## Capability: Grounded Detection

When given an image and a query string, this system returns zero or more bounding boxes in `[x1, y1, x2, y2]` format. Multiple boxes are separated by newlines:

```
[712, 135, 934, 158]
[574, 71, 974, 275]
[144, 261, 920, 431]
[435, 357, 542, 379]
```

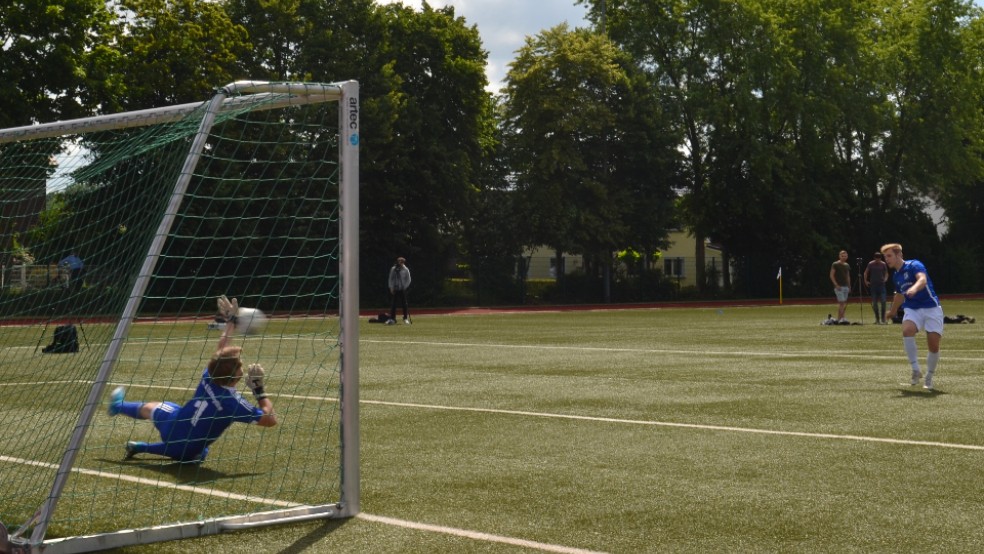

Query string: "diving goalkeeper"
[107, 295, 277, 463]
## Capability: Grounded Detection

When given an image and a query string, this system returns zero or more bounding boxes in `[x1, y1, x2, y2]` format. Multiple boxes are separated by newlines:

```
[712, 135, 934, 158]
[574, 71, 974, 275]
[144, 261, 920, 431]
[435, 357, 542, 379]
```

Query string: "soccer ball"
[235, 307, 268, 335]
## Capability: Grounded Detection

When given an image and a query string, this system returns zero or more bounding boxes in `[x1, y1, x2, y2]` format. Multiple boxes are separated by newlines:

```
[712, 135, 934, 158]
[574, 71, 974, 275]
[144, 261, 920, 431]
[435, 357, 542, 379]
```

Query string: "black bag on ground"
[368, 312, 394, 324]
[43, 325, 79, 353]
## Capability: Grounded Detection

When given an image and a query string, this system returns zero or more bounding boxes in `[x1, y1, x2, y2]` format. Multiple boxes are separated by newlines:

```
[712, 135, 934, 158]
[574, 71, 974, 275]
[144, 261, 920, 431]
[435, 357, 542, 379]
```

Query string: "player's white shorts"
[834, 286, 850, 302]
[903, 306, 944, 335]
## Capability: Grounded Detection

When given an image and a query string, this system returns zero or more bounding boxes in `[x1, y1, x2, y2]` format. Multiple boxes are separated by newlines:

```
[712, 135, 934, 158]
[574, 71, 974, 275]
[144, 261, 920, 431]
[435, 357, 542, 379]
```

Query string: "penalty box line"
[3, 380, 984, 452]
[364, 399, 984, 452]
[363, 338, 984, 362]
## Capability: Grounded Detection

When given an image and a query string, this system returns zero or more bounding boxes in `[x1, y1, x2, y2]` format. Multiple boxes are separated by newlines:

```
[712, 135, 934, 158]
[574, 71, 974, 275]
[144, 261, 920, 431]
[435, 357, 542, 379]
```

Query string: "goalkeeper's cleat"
[124, 441, 146, 460]
[910, 370, 922, 386]
[108, 387, 126, 416]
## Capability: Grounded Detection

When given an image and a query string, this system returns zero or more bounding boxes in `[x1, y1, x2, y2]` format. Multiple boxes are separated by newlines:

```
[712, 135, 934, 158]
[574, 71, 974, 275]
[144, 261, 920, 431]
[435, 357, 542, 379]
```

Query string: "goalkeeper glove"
[217, 295, 240, 323]
[246, 363, 267, 400]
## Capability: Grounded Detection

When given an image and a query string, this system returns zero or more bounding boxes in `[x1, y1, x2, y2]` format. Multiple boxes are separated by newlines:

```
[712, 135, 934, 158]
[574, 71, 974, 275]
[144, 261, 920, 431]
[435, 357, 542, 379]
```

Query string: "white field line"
[361, 338, 984, 361]
[6, 335, 984, 360]
[0, 455, 607, 554]
[359, 399, 984, 451]
[4, 376, 984, 453]
[355, 513, 608, 554]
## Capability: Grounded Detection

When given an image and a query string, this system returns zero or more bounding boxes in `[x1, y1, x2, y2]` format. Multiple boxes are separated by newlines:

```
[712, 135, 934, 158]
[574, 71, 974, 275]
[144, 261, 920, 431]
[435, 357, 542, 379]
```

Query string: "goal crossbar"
[0, 81, 343, 145]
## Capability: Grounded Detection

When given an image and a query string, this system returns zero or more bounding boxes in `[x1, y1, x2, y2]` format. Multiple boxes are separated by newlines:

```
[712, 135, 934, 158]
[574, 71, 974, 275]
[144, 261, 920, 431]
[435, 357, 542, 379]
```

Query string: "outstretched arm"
[256, 397, 277, 427]
[216, 295, 239, 351]
[246, 363, 277, 427]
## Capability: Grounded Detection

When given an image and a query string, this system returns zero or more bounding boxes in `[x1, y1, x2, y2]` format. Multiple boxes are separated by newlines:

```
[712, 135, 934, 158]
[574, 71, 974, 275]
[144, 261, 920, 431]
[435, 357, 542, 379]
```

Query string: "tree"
[582, 0, 734, 292]
[226, 1, 492, 304]
[0, 0, 119, 263]
[585, 0, 982, 296]
[114, 0, 252, 110]
[0, 0, 119, 127]
[356, 3, 490, 303]
[502, 24, 678, 300]
[459, 95, 528, 304]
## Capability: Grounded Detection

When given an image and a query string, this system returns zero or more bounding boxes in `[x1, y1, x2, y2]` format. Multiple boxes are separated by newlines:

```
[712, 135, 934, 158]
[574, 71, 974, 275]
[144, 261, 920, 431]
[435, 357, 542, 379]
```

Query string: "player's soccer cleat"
[404, 318, 411, 325]
[910, 370, 922, 386]
[124, 441, 146, 460]
[924, 373, 934, 390]
[108, 387, 125, 416]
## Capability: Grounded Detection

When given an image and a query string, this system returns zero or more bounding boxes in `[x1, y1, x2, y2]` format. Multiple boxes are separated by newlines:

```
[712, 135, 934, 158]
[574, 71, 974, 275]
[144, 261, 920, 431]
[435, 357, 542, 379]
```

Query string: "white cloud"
[375, 0, 590, 93]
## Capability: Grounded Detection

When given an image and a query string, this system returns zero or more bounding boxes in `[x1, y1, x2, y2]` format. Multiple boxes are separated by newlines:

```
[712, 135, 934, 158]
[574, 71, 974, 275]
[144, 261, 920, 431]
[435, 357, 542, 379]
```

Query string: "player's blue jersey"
[158, 369, 263, 459]
[893, 259, 940, 310]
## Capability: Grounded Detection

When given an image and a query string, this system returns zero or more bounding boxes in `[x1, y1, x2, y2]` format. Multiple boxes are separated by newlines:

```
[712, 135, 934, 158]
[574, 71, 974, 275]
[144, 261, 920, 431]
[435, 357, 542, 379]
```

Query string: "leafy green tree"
[459, 96, 528, 304]
[0, 0, 119, 127]
[581, 0, 734, 292]
[0, 0, 119, 262]
[114, 0, 252, 109]
[585, 0, 982, 296]
[502, 24, 678, 300]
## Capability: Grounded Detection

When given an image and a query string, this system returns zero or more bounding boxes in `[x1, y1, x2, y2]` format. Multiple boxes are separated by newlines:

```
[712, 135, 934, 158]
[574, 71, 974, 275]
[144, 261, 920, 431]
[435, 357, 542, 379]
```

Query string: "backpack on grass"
[42, 325, 79, 353]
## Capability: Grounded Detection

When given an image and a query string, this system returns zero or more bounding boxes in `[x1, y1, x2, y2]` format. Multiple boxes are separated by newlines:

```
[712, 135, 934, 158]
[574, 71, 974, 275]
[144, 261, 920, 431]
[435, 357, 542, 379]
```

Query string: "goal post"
[0, 80, 359, 553]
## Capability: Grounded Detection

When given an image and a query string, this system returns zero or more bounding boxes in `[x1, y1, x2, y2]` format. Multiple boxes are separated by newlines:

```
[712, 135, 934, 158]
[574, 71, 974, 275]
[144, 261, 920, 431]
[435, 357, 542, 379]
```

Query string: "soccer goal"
[0, 81, 359, 553]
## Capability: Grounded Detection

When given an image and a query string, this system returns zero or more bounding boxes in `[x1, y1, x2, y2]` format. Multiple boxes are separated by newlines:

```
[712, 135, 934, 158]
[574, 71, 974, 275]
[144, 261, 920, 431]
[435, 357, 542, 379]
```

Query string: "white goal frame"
[0, 80, 360, 554]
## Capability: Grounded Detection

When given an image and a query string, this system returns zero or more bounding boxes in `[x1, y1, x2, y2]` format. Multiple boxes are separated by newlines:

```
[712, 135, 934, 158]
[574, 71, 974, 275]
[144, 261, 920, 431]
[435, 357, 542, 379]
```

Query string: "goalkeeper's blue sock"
[120, 402, 143, 419]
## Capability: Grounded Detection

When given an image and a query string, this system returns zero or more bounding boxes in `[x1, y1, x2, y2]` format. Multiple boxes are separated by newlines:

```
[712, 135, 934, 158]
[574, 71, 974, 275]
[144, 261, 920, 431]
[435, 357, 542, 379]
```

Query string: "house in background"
[522, 230, 724, 289]
[657, 230, 724, 289]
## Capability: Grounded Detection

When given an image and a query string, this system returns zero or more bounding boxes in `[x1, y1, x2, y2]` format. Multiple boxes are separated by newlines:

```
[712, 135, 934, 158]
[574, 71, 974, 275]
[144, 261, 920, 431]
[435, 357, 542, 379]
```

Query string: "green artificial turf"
[5, 300, 984, 552]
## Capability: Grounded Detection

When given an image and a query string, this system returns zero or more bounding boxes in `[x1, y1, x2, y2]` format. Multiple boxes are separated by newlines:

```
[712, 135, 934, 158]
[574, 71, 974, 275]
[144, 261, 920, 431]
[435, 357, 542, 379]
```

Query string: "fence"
[1, 263, 71, 291]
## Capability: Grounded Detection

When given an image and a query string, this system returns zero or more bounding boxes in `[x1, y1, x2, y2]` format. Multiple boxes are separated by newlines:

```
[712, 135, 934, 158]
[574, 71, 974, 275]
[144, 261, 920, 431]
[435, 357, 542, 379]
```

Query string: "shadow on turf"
[98, 457, 263, 484]
[896, 387, 945, 398]
[273, 518, 350, 554]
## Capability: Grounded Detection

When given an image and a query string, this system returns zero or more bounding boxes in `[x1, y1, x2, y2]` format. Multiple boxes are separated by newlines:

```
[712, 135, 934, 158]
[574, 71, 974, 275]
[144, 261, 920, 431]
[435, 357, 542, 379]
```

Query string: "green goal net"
[0, 81, 360, 553]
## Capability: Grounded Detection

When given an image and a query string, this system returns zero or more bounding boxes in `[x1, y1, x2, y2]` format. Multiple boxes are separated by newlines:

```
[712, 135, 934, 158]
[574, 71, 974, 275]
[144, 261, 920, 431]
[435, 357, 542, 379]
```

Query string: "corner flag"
[777, 267, 783, 304]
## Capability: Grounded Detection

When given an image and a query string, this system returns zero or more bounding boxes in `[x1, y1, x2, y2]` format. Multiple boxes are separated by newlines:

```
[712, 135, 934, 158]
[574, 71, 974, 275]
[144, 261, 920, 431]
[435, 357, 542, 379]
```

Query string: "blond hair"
[208, 346, 242, 386]
[880, 243, 902, 256]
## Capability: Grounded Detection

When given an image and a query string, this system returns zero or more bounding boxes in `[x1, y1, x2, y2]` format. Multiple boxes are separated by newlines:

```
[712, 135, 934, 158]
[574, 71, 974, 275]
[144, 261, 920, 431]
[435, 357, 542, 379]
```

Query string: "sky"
[376, 0, 591, 93]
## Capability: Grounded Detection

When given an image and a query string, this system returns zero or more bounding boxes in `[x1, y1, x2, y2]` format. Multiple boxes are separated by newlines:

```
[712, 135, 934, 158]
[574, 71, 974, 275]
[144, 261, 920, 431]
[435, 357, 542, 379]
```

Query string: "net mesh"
[0, 88, 344, 540]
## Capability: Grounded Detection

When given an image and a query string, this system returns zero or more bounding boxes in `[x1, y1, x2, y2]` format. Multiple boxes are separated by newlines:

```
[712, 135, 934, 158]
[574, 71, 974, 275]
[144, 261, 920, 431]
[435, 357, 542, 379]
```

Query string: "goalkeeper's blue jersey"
[161, 369, 264, 458]
[893, 259, 940, 310]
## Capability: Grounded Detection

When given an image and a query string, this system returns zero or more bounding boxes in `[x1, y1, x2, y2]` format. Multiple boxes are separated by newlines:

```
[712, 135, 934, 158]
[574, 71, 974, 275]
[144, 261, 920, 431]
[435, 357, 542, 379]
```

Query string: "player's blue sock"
[120, 402, 143, 419]
[143, 442, 168, 456]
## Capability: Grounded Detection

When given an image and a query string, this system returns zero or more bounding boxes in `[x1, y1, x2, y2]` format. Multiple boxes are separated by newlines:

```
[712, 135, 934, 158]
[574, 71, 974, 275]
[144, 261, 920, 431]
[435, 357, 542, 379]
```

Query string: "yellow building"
[657, 230, 724, 289]
[523, 230, 723, 289]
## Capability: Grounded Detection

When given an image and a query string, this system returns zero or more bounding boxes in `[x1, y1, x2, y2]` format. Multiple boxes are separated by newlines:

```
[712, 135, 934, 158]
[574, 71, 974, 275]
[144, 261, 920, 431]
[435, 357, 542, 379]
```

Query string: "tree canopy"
[5, 0, 984, 301]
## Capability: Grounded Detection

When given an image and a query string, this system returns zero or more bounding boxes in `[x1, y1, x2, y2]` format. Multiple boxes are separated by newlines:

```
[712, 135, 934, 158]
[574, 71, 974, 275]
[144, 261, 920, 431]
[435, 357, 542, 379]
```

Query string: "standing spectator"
[59, 252, 84, 291]
[388, 256, 412, 324]
[863, 251, 889, 324]
[829, 250, 851, 323]
[882, 243, 944, 390]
